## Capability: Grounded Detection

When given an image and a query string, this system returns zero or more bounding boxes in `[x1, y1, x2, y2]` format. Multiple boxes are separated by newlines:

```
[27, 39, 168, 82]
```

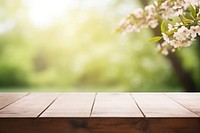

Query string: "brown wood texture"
[0, 118, 199, 133]
[131, 93, 199, 117]
[165, 93, 200, 116]
[0, 93, 28, 109]
[0, 93, 200, 133]
[91, 93, 143, 117]
[0, 93, 59, 117]
[41, 93, 96, 117]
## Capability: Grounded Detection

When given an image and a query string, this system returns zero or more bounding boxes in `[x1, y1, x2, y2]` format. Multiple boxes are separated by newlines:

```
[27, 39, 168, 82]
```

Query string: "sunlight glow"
[23, 0, 77, 27]
[23, 0, 110, 27]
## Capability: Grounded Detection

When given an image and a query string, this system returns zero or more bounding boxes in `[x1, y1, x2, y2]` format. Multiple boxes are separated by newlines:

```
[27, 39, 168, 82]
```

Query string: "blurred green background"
[0, 0, 199, 92]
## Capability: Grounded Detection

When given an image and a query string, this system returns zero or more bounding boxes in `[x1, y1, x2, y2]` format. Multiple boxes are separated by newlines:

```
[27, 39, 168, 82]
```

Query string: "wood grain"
[41, 93, 96, 117]
[166, 93, 200, 116]
[0, 93, 59, 117]
[0, 93, 28, 109]
[131, 93, 198, 117]
[91, 93, 143, 117]
[0, 118, 199, 133]
[0, 93, 200, 133]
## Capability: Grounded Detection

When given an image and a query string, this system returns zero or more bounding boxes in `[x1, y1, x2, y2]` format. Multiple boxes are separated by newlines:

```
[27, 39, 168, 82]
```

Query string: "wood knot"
[135, 120, 148, 131]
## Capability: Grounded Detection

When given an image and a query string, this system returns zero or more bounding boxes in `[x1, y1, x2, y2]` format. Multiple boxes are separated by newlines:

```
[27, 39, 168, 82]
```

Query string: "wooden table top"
[0, 92, 200, 118]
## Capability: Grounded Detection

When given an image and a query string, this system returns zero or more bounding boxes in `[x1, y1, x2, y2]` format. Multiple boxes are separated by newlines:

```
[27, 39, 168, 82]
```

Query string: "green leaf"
[161, 20, 167, 33]
[148, 36, 162, 43]
[190, 5, 196, 18]
[179, 15, 193, 24]
[185, 12, 193, 20]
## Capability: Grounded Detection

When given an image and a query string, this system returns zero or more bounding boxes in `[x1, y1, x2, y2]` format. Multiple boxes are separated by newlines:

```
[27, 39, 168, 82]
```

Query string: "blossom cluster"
[158, 0, 200, 19]
[117, 0, 200, 55]
[118, 3, 159, 33]
[160, 25, 200, 55]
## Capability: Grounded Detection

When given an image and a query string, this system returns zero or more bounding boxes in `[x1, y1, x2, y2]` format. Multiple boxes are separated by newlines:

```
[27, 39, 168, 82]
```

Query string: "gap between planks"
[89, 92, 97, 117]
[0, 93, 30, 110]
[37, 93, 61, 118]
[0, 93, 60, 117]
[1, 92, 199, 118]
[91, 93, 143, 117]
[131, 93, 198, 117]
[164, 93, 200, 117]
[130, 93, 146, 118]
[40, 93, 96, 117]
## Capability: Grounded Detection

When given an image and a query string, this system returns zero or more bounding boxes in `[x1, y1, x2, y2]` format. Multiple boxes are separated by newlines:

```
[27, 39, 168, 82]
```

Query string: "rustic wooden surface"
[0, 92, 200, 133]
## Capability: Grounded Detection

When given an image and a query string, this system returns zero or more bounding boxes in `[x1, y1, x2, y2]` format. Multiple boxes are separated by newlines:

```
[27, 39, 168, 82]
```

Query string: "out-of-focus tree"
[0, 0, 32, 86]
[0, 0, 199, 91]
[139, 0, 200, 92]
[117, 0, 200, 92]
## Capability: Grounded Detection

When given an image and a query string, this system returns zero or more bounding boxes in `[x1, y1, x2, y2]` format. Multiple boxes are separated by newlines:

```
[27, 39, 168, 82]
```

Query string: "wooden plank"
[131, 93, 198, 117]
[0, 93, 59, 117]
[40, 93, 96, 117]
[0, 93, 28, 109]
[145, 118, 200, 133]
[0, 118, 199, 133]
[91, 93, 143, 117]
[165, 93, 200, 116]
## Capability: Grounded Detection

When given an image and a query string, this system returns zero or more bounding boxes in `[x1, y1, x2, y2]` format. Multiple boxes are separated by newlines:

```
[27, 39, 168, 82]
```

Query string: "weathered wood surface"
[1, 118, 200, 133]
[165, 93, 200, 116]
[41, 93, 95, 117]
[0, 93, 200, 133]
[91, 93, 143, 117]
[0, 93, 28, 109]
[131, 93, 198, 117]
[0, 93, 59, 117]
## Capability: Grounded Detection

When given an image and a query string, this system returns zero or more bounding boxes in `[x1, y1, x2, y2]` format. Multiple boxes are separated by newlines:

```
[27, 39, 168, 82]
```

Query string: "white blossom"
[174, 9, 183, 16]
[172, 48, 176, 52]
[174, 26, 190, 41]
[161, 47, 169, 55]
[168, 24, 174, 32]
[149, 20, 158, 28]
[175, 22, 183, 27]
[184, 0, 200, 7]
[145, 5, 156, 14]
[134, 8, 144, 18]
[118, 0, 200, 55]
[190, 26, 200, 38]
[162, 33, 170, 43]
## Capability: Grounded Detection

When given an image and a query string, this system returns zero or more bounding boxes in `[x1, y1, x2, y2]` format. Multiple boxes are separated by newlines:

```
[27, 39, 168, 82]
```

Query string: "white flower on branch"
[168, 24, 175, 32]
[174, 26, 190, 41]
[162, 33, 170, 43]
[134, 8, 144, 18]
[118, 0, 200, 55]
[149, 20, 158, 28]
[174, 9, 183, 16]
[190, 26, 200, 38]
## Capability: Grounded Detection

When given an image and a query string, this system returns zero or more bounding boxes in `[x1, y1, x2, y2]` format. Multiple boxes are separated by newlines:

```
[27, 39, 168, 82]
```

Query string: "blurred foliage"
[0, 0, 199, 91]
